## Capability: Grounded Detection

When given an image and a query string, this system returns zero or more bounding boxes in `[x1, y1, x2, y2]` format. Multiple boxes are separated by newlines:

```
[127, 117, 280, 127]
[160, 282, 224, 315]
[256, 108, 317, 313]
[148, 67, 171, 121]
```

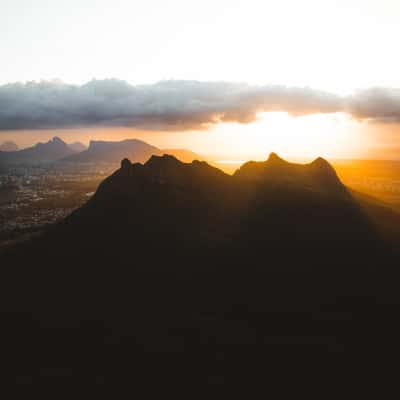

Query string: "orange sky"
[1, 113, 399, 161]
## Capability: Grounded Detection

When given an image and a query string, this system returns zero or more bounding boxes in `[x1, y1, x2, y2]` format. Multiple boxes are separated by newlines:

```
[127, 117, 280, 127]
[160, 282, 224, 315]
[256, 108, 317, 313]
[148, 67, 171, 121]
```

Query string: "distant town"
[0, 162, 114, 248]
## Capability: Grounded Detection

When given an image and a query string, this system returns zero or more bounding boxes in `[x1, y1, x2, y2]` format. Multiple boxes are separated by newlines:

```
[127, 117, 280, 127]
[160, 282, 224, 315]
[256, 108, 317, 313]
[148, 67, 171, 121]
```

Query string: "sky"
[1, 0, 400, 159]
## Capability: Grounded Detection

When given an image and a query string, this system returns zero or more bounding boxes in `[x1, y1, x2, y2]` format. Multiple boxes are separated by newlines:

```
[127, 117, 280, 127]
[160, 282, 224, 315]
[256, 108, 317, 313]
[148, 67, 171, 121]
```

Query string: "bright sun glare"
[195, 112, 366, 161]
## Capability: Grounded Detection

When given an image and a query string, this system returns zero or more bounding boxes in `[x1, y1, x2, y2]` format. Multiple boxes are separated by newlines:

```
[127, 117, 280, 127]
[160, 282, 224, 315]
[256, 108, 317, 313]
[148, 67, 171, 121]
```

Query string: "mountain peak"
[310, 156, 331, 168]
[118, 158, 135, 177]
[267, 152, 286, 163]
[234, 153, 344, 192]
[309, 156, 337, 175]
[308, 156, 342, 187]
[121, 157, 132, 169]
[145, 154, 182, 168]
[51, 136, 65, 145]
[0, 136, 74, 164]
[93, 153, 229, 205]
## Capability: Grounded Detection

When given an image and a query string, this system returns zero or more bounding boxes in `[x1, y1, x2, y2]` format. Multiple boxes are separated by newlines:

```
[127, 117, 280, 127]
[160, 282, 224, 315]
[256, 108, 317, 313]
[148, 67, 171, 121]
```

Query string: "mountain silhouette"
[62, 138, 161, 164]
[0, 153, 399, 389]
[160, 148, 203, 162]
[62, 138, 202, 164]
[0, 136, 76, 165]
[235, 152, 343, 190]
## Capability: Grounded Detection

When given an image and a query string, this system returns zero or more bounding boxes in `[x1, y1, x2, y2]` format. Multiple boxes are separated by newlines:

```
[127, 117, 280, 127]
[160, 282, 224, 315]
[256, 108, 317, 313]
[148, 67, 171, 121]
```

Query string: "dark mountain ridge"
[160, 148, 203, 163]
[235, 152, 342, 189]
[0, 153, 398, 388]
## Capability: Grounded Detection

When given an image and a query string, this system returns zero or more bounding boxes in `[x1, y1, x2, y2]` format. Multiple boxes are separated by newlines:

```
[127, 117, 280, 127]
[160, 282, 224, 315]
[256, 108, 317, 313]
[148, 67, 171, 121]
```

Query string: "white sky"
[1, 0, 400, 93]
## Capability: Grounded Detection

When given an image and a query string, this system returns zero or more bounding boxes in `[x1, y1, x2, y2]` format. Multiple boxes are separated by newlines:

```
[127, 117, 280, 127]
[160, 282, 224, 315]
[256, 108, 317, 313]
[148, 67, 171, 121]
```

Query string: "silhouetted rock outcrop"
[0, 152, 398, 389]
[160, 148, 202, 162]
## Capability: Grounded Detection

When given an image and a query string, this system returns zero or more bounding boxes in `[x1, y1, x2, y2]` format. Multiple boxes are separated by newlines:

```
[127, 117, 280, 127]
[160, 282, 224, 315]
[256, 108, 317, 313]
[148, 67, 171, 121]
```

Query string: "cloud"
[346, 88, 400, 123]
[0, 79, 399, 131]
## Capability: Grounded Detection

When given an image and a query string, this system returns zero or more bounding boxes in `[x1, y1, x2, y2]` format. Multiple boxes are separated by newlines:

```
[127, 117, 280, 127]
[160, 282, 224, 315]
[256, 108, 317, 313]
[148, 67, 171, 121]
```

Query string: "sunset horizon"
[1, 78, 400, 161]
[2, 0, 400, 162]
[1, 0, 400, 391]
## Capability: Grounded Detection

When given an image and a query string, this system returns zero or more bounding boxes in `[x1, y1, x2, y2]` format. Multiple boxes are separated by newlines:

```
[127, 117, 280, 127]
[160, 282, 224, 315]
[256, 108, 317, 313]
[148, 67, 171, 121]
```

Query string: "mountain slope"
[0, 153, 398, 388]
[352, 189, 400, 249]
[66, 152, 374, 259]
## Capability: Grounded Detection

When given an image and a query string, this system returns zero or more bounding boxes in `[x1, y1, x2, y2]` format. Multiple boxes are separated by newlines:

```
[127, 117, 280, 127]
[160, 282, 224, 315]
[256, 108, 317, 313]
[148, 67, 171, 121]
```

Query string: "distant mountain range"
[0, 137, 201, 165]
[0, 137, 77, 164]
[0, 141, 18, 152]
[62, 138, 161, 164]
[62, 138, 201, 164]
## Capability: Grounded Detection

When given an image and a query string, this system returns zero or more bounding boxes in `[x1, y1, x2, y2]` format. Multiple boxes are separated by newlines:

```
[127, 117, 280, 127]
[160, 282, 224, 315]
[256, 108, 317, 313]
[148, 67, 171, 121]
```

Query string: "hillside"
[0, 153, 399, 387]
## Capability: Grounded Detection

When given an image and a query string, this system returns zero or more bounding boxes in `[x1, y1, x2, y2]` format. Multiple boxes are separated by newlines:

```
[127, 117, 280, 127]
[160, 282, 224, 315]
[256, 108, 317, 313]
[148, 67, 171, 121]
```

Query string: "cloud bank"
[0, 79, 399, 131]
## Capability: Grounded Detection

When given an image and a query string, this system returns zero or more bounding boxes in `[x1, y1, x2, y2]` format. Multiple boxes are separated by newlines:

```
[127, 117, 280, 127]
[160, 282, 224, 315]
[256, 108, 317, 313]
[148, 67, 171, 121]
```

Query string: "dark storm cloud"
[0, 79, 399, 131]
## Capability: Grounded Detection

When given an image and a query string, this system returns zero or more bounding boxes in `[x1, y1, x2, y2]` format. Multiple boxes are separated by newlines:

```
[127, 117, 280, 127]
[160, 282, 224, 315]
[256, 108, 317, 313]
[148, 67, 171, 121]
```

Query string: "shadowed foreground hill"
[1, 154, 399, 390]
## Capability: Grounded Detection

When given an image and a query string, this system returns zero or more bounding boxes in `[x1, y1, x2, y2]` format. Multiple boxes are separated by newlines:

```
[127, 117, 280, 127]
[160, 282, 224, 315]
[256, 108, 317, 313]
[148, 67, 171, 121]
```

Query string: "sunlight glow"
[197, 112, 367, 161]
[4, 112, 373, 161]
